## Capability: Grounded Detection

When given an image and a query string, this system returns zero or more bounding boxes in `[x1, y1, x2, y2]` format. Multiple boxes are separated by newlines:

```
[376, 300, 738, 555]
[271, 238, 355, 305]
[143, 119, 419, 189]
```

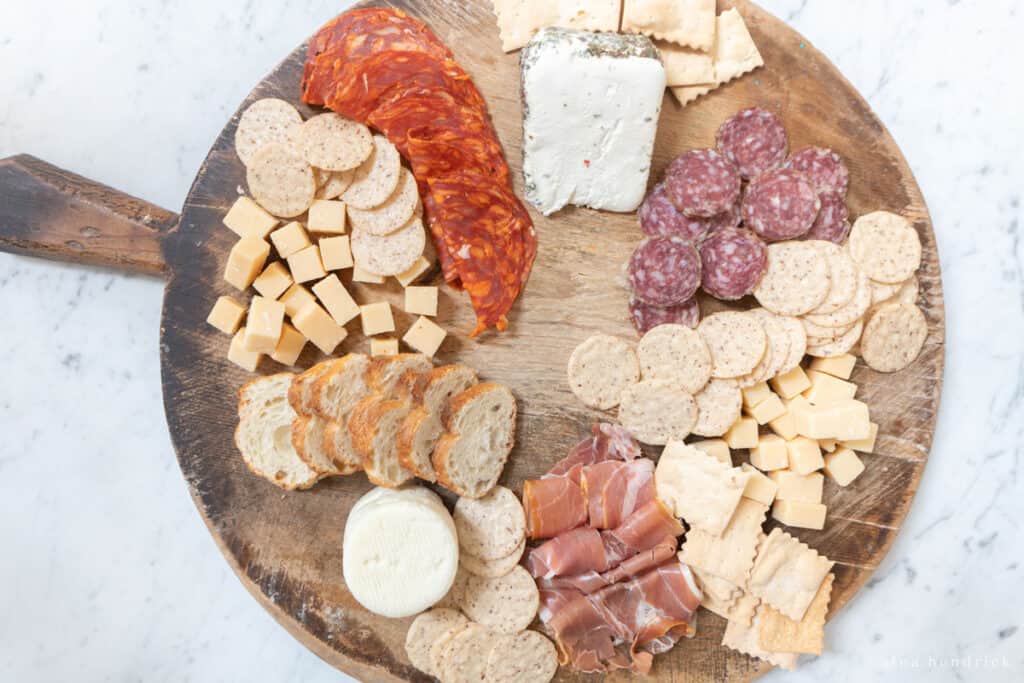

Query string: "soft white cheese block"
[521, 28, 667, 215]
[342, 486, 458, 618]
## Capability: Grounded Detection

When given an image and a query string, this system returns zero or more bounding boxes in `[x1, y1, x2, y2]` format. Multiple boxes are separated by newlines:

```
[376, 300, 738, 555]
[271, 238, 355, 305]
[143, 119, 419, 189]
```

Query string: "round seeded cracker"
[567, 334, 640, 409]
[484, 630, 558, 683]
[316, 169, 355, 200]
[342, 135, 402, 209]
[773, 314, 807, 375]
[806, 319, 864, 358]
[350, 215, 426, 276]
[802, 270, 872, 328]
[636, 324, 712, 394]
[698, 311, 767, 378]
[860, 302, 928, 372]
[460, 537, 525, 578]
[298, 113, 373, 172]
[808, 241, 858, 314]
[453, 486, 526, 561]
[246, 142, 316, 218]
[747, 309, 793, 381]
[234, 98, 302, 167]
[348, 168, 420, 235]
[405, 608, 468, 676]
[849, 211, 922, 283]
[692, 378, 743, 437]
[618, 379, 697, 445]
[437, 623, 494, 683]
[802, 315, 858, 341]
[458, 565, 539, 634]
[753, 241, 831, 316]
[869, 278, 902, 306]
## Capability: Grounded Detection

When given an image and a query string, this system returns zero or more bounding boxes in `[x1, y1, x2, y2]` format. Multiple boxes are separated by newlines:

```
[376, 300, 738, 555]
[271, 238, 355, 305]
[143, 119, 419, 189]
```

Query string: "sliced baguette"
[311, 353, 371, 420]
[433, 383, 517, 499]
[323, 419, 362, 474]
[288, 357, 346, 415]
[367, 353, 433, 396]
[396, 407, 443, 481]
[291, 414, 345, 476]
[235, 373, 320, 490]
[415, 365, 480, 415]
[349, 395, 414, 488]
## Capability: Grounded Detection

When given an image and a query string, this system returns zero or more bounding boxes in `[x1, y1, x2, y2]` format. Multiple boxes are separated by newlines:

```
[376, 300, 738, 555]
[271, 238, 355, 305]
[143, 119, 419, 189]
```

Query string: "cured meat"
[547, 423, 641, 482]
[699, 227, 768, 300]
[628, 296, 700, 334]
[784, 146, 850, 195]
[627, 236, 702, 307]
[715, 107, 789, 179]
[664, 149, 741, 218]
[804, 190, 851, 243]
[581, 459, 656, 529]
[601, 498, 684, 565]
[742, 168, 821, 241]
[523, 476, 588, 540]
[537, 536, 678, 595]
[638, 184, 740, 242]
[526, 527, 609, 579]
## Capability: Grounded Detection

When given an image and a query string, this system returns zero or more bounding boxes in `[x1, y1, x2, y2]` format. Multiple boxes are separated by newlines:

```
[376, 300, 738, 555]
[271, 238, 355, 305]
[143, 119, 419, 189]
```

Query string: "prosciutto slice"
[581, 459, 655, 529]
[601, 498, 684, 566]
[523, 477, 587, 539]
[547, 423, 641, 481]
[536, 535, 678, 595]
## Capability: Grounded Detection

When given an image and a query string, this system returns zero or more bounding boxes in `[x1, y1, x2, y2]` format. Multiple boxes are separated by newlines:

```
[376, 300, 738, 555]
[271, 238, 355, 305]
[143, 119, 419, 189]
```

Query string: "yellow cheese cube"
[829, 401, 872, 441]
[395, 256, 432, 287]
[287, 245, 327, 284]
[270, 323, 307, 366]
[360, 302, 395, 336]
[824, 446, 865, 486]
[771, 500, 827, 530]
[223, 196, 278, 238]
[403, 316, 447, 357]
[841, 422, 879, 453]
[269, 221, 310, 258]
[370, 337, 399, 357]
[353, 266, 385, 284]
[809, 354, 857, 380]
[749, 434, 789, 471]
[292, 302, 347, 354]
[740, 464, 778, 506]
[769, 470, 824, 503]
[747, 393, 786, 425]
[769, 365, 811, 399]
[724, 416, 759, 450]
[741, 381, 772, 408]
[252, 261, 293, 300]
[803, 370, 857, 405]
[786, 436, 825, 475]
[312, 275, 360, 326]
[690, 439, 731, 465]
[792, 400, 870, 441]
[224, 236, 270, 290]
[319, 235, 353, 271]
[768, 409, 798, 441]
[243, 296, 285, 353]
[405, 286, 438, 317]
[307, 199, 347, 234]
[819, 438, 838, 453]
[228, 328, 262, 372]
[206, 296, 246, 335]
[279, 283, 316, 318]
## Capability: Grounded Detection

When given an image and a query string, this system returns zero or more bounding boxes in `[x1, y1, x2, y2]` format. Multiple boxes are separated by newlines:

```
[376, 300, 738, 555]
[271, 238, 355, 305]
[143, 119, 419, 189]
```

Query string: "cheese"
[319, 235, 353, 271]
[768, 402, 799, 441]
[741, 381, 772, 408]
[824, 446, 866, 486]
[841, 422, 879, 453]
[769, 365, 811, 399]
[771, 499, 827, 530]
[252, 261, 293, 300]
[292, 302, 347, 354]
[803, 370, 857, 405]
[521, 28, 666, 215]
[769, 470, 824, 503]
[224, 236, 270, 290]
[206, 295, 246, 335]
[287, 245, 327, 283]
[724, 416, 759, 450]
[269, 221, 310, 258]
[312, 275, 360, 326]
[270, 322, 307, 366]
[243, 296, 285, 353]
[395, 256, 432, 287]
[353, 266, 385, 284]
[747, 393, 786, 425]
[819, 438, 838, 453]
[690, 439, 731, 465]
[308, 199, 347, 234]
[279, 283, 316, 318]
[404, 286, 438, 317]
[403, 316, 447, 357]
[809, 354, 857, 380]
[223, 196, 277, 238]
[228, 328, 261, 371]
[793, 400, 872, 441]
[740, 463, 778, 506]
[785, 436, 825, 475]
[370, 337, 399, 357]
[360, 301, 395, 336]
[749, 434, 788, 471]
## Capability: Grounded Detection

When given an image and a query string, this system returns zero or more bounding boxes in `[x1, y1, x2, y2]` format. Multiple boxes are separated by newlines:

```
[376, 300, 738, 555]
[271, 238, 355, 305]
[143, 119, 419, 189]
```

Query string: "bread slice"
[291, 414, 345, 476]
[433, 383, 517, 498]
[311, 353, 371, 420]
[288, 357, 346, 415]
[396, 407, 443, 481]
[367, 353, 433, 396]
[349, 395, 414, 488]
[323, 419, 362, 474]
[416, 365, 480, 415]
[235, 373, 320, 490]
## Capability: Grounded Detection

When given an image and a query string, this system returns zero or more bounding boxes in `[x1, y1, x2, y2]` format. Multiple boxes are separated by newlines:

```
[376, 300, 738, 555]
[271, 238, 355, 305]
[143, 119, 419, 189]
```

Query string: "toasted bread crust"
[393, 368, 429, 403]
[367, 353, 432, 394]
[396, 406, 438, 481]
[443, 382, 504, 431]
[348, 394, 385, 460]
[323, 419, 362, 475]
[431, 433, 463, 495]
[310, 353, 368, 420]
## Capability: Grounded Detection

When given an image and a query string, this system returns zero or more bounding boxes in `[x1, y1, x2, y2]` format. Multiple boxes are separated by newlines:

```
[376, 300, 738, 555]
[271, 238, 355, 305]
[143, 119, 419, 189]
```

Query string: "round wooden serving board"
[0, 0, 943, 680]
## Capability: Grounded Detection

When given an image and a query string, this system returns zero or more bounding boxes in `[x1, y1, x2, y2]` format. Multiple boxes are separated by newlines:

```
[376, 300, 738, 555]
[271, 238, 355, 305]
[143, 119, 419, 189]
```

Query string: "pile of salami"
[629, 107, 850, 334]
[301, 8, 537, 336]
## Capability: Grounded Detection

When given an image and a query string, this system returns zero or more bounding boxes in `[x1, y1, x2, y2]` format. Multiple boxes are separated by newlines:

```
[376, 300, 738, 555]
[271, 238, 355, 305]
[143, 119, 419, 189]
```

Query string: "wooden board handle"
[0, 154, 179, 277]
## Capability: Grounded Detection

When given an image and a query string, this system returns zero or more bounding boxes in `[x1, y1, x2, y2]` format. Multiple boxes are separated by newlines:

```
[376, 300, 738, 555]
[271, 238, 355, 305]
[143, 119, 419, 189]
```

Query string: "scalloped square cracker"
[748, 528, 834, 621]
[659, 41, 716, 87]
[726, 590, 760, 627]
[622, 0, 716, 51]
[679, 498, 768, 585]
[670, 9, 764, 106]
[723, 603, 799, 670]
[690, 567, 740, 619]
[655, 442, 750, 536]
[491, 0, 622, 52]
[759, 572, 833, 655]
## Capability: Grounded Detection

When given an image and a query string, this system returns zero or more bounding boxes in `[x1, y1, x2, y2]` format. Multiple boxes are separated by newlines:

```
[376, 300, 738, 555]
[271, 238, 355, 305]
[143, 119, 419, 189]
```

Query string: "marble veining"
[0, 1, 1021, 681]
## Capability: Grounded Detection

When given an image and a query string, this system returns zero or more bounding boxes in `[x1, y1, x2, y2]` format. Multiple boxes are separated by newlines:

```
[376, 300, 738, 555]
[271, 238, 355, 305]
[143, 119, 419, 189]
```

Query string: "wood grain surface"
[1, 0, 939, 680]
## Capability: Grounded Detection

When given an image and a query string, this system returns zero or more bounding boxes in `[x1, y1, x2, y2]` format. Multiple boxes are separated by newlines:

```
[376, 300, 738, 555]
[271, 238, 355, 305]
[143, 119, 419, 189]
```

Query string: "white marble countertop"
[1, 1, 1021, 681]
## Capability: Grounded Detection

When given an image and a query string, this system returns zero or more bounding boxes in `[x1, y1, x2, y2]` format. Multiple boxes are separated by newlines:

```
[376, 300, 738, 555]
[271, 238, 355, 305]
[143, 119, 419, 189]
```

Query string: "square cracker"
[670, 8, 764, 105]
[748, 528, 834, 621]
[691, 566, 740, 619]
[491, 0, 622, 52]
[723, 603, 800, 670]
[679, 498, 768, 585]
[622, 0, 716, 51]
[655, 442, 750, 536]
[658, 41, 716, 87]
[759, 573, 833, 655]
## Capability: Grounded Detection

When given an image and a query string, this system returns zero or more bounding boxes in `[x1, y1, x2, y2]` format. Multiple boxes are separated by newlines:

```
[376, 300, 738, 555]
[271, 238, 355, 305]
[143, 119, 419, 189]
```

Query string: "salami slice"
[784, 146, 850, 195]
[699, 227, 768, 300]
[628, 236, 702, 307]
[629, 297, 700, 334]
[804, 191, 851, 243]
[741, 169, 821, 241]
[639, 184, 740, 242]
[664, 149, 741, 218]
[715, 107, 788, 179]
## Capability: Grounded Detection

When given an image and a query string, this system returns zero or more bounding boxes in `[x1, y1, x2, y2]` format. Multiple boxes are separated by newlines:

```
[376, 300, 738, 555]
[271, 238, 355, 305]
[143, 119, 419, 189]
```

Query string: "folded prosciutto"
[523, 477, 588, 539]
[582, 459, 655, 529]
